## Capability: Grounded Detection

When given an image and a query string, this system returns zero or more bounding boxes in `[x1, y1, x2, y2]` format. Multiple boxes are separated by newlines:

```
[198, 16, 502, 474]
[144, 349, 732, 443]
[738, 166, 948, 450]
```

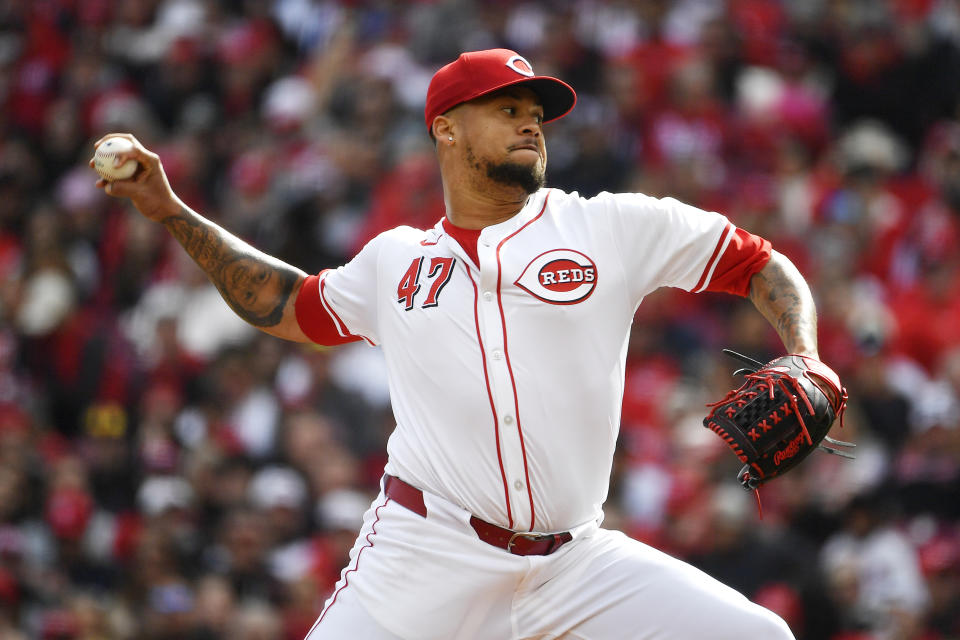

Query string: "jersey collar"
[433, 188, 549, 238]
[480, 188, 548, 240]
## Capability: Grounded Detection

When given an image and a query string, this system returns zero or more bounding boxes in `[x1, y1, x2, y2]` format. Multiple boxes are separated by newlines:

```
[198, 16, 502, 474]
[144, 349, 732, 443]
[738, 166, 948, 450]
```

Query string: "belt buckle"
[506, 531, 548, 554]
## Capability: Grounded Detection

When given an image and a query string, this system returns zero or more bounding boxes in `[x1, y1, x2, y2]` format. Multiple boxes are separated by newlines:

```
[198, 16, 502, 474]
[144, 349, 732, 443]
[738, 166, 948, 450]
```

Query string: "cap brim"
[514, 77, 577, 123]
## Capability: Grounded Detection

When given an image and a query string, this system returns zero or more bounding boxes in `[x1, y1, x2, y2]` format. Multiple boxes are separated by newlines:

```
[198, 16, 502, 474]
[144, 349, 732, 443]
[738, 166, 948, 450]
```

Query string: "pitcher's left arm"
[747, 250, 819, 358]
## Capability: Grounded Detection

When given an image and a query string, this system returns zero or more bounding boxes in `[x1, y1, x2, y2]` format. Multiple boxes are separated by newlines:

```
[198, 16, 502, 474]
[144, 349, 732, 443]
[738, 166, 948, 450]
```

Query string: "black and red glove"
[704, 350, 851, 489]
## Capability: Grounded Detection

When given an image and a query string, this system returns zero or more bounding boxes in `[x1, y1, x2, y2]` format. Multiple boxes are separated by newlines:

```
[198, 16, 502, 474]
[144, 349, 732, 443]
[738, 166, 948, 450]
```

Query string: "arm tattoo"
[748, 253, 818, 355]
[164, 209, 299, 328]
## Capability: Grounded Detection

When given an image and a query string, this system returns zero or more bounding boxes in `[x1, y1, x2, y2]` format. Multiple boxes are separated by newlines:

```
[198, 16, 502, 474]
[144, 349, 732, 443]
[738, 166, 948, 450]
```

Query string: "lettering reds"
[515, 249, 598, 305]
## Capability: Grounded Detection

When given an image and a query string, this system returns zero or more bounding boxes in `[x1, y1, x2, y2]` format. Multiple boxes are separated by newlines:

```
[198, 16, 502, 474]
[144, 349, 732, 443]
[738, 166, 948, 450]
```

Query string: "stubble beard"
[465, 143, 545, 196]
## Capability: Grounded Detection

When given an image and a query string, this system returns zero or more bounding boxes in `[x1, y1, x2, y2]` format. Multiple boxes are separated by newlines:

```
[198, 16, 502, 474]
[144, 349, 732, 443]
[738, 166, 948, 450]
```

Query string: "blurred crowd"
[1, 0, 960, 638]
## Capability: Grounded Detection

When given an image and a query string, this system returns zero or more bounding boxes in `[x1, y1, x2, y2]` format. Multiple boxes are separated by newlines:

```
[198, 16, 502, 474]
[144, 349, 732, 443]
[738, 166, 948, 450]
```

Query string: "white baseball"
[94, 137, 139, 181]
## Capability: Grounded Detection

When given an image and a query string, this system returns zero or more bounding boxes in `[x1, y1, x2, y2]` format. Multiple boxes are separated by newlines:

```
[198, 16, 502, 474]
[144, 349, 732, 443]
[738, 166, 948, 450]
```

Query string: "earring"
[448, 136, 454, 142]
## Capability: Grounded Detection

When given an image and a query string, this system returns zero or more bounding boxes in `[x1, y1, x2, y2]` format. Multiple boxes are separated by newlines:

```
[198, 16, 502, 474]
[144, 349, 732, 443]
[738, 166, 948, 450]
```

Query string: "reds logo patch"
[515, 249, 598, 305]
[506, 54, 535, 77]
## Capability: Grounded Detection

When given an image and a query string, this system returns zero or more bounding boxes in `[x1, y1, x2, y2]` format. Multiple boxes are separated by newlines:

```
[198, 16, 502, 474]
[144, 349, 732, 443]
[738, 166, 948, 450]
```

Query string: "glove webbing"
[705, 372, 816, 447]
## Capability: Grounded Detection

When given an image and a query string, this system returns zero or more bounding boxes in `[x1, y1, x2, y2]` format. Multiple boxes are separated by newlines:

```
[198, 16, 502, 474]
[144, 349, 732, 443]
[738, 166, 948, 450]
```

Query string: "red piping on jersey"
[494, 192, 550, 531]
[420, 232, 443, 246]
[319, 272, 351, 337]
[307, 495, 388, 635]
[466, 265, 514, 528]
[319, 272, 375, 346]
[693, 221, 733, 293]
[295, 273, 362, 346]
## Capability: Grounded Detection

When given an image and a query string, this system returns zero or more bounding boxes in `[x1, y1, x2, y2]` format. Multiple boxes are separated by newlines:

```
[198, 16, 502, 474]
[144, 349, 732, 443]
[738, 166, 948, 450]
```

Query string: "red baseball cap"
[424, 49, 577, 133]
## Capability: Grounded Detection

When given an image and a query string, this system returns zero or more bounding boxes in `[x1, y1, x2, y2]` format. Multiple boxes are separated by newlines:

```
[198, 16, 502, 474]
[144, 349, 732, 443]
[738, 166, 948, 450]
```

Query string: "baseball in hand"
[94, 137, 139, 181]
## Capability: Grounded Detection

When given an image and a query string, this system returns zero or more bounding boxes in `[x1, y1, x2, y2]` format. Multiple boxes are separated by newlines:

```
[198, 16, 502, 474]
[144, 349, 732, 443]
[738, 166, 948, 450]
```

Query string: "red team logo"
[515, 249, 598, 305]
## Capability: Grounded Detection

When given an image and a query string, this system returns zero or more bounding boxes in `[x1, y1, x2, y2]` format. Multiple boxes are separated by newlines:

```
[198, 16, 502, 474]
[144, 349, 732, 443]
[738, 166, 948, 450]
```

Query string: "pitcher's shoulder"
[365, 223, 442, 249]
[543, 188, 636, 216]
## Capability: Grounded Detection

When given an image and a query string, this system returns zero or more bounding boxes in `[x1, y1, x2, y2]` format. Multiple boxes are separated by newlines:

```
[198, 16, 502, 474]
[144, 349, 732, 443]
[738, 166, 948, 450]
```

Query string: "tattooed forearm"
[748, 251, 818, 356]
[164, 209, 302, 328]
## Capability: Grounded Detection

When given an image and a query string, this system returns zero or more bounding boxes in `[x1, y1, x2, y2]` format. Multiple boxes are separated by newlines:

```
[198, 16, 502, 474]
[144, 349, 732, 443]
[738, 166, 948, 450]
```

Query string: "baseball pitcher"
[93, 49, 846, 639]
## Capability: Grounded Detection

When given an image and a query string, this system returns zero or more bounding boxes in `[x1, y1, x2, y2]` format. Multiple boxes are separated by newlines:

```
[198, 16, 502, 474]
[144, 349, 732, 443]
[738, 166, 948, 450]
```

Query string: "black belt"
[383, 474, 572, 557]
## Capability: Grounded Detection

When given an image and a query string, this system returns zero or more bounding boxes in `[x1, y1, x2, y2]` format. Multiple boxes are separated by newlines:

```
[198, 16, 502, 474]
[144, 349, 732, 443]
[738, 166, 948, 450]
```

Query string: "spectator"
[821, 491, 930, 637]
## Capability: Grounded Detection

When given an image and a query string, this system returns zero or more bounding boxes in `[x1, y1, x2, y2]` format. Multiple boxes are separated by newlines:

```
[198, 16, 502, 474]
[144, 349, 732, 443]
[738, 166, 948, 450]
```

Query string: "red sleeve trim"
[295, 272, 363, 346]
[697, 225, 772, 297]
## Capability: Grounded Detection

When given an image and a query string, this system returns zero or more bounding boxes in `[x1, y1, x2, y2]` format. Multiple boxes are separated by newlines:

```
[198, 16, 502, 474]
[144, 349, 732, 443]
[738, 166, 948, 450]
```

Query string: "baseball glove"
[704, 350, 851, 490]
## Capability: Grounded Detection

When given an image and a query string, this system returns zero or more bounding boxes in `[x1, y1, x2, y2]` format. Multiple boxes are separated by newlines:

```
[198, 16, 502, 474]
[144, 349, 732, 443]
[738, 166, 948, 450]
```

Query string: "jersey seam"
[600, 195, 637, 314]
[493, 192, 551, 531]
[466, 263, 514, 528]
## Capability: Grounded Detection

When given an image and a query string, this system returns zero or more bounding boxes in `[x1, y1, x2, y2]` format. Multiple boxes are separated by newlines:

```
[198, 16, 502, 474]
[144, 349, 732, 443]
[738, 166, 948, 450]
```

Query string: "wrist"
[145, 194, 184, 223]
[784, 340, 819, 360]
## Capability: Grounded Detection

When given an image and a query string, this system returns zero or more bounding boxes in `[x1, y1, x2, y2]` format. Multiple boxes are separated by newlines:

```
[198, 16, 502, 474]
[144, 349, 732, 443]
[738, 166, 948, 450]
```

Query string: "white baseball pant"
[305, 480, 795, 640]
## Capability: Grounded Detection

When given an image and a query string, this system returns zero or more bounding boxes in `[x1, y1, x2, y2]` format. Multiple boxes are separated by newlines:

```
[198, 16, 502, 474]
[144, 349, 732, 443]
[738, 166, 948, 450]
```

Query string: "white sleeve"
[590, 191, 732, 302]
[317, 232, 386, 346]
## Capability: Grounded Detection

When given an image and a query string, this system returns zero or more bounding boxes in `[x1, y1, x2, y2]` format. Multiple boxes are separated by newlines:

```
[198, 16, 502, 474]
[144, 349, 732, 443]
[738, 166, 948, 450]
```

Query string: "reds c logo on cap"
[505, 54, 535, 77]
[515, 249, 598, 305]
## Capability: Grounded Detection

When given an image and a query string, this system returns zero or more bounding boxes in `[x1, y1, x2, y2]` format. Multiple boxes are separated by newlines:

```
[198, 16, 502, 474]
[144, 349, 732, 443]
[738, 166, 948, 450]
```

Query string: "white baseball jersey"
[295, 187, 770, 534]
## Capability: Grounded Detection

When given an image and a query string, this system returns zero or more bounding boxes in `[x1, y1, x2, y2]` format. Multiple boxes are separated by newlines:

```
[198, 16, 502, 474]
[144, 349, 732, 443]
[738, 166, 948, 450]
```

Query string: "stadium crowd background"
[1, 0, 960, 638]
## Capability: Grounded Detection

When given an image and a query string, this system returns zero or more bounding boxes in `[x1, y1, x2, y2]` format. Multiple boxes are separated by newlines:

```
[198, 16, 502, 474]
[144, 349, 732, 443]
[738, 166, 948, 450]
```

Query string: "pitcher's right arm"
[91, 133, 311, 343]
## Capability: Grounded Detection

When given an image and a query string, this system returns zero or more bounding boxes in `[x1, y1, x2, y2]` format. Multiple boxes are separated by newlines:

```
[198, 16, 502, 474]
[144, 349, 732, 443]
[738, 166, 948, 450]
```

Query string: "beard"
[466, 144, 545, 195]
[486, 160, 545, 194]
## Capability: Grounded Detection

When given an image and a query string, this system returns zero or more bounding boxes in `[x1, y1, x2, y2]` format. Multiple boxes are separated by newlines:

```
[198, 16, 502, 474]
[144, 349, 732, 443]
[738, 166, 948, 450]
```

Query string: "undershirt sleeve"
[698, 226, 772, 297]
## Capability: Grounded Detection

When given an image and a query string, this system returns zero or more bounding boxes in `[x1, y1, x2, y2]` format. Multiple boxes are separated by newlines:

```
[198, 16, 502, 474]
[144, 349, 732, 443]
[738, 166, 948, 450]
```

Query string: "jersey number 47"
[397, 256, 456, 310]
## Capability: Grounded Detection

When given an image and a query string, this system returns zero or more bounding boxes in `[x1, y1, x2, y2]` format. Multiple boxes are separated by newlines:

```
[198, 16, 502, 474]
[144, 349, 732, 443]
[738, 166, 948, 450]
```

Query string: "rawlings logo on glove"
[704, 350, 851, 490]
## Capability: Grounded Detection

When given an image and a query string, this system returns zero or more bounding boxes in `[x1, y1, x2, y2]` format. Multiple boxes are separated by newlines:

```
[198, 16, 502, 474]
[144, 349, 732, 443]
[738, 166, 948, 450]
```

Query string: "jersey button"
[482, 291, 493, 302]
[514, 480, 524, 491]
[492, 350, 503, 360]
[503, 415, 514, 424]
